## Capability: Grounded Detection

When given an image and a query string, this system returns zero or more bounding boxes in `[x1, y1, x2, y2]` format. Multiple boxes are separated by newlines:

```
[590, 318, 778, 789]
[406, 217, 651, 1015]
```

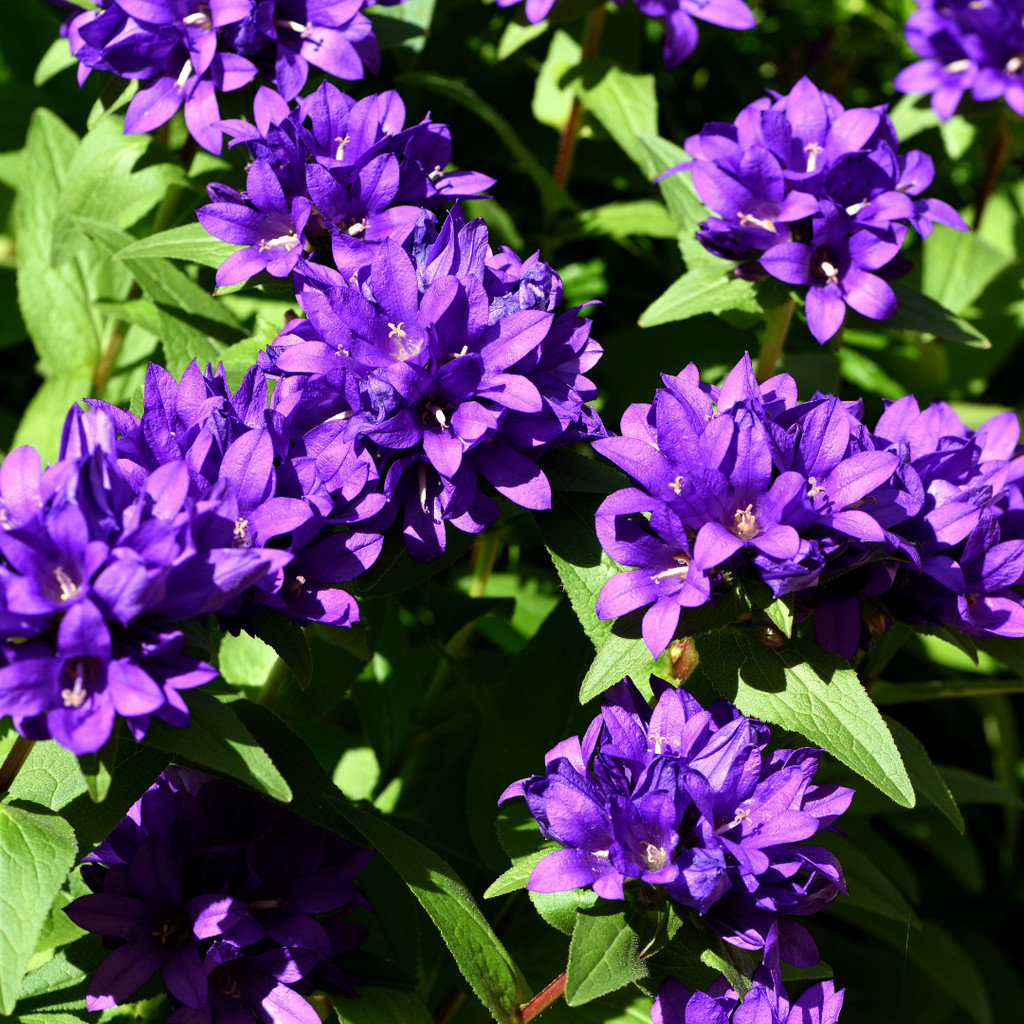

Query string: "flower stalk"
[756, 299, 796, 382]
[974, 110, 1011, 232]
[517, 971, 567, 1023]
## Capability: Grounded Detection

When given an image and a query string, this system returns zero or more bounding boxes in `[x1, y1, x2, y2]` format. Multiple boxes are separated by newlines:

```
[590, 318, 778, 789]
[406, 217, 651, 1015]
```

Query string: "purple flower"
[65, 767, 373, 1022]
[69, 0, 259, 154]
[495, 0, 755, 69]
[0, 406, 290, 754]
[200, 83, 495, 288]
[895, 0, 1024, 120]
[500, 677, 853, 964]
[91, 360, 386, 628]
[261, 206, 605, 560]
[593, 355, 898, 658]
[658, 77, 967, 341]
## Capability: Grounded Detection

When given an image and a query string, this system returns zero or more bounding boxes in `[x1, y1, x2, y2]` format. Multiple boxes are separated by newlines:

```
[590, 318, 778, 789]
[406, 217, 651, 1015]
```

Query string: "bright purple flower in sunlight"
[593, 355, 898, 658]
[895, 0, 1024, 120]
[92, 360, 386, 629]
[65, 767, 373, 1023]
[494, 0, 755, 69]
[68, 0, 259, 154]
[261, 207, 604, 561]
[657, 76, 967, 340]
[500, 677, 853, 965]
[200, 84, 494, 287]
[0, 407, 291, 754]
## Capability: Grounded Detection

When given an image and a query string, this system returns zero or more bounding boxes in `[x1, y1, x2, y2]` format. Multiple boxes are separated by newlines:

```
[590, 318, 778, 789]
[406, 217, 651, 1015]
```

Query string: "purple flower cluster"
[93, 359, 386, 631]
[496, 0, 755, 70]
[67, 0, 395, 153]
[197, 83, 495, 288]
[895, 0, 1024, 120]
[593, 354, 1024, 663]
[0, 405, 289, 755]
[500, 677, 853, 965]
[65, 767, 373, 1024]
[259, 204, 606, 560]
[652, 929, 844, 1024]
[658, 77, 967, 342]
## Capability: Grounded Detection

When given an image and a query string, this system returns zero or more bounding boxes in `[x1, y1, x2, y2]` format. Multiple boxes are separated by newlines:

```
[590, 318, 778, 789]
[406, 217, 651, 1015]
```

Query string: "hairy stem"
[0, 736, 36, 797]
[518, 971, 568, 1023]
[974, 110, 1011, 232]
[756, 299, 796, 382]
[550, 7, 607, 192]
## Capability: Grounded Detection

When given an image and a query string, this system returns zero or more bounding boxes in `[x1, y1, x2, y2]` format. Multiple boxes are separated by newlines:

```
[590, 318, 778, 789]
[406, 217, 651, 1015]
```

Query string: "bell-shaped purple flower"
[65, 767, 373, 1022]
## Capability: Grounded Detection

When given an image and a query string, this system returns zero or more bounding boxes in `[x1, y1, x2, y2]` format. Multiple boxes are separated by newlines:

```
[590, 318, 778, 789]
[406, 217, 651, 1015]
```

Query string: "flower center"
[944, 58, 971, 74]
[334, 134, 350, 160]
[151, 919, 182, 943]
[668, 475, 684, 495]
[737, 212, 776, 233]
[421, 395, 452, 429]
[640, 841, 668, 871]
[652, 554, 690, 583]
[60, 658, 98, 709]
[54, 566, 78, 602]
[803, 142, 824, 173]
[731, 504, 759, 540]
[275, 18, 315, 38]
[808, 476, 825, 498]
[714, 807, 751, 835]
[1007, 55, 1024, 74]
[233, 517, 249, 546]
[182, 6, 212, 31]
[258, 233, 298, 252]
[174, 59, 193, 92]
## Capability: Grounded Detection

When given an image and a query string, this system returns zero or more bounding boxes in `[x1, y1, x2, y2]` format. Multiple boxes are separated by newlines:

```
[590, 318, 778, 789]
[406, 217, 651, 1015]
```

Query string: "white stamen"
[845, 201, 869, 216]
[347, 219, 367, 237]
[428, 165, 443, 182]
[234, 518, 248, 543]
[944, 58, 971, 74]
[418, 462, 429, 514]
[738, 212, 777, 233]
[61, 673, 87, 709]
[668, 475, 684, 495]
[335, 134, 350, 160]
[275, 18, 313, 36]
[804, 141, 824, 173]
[182, 11, 212, 30]
[652, 554, 690, 583]
[175, 58, 194, 91]
[434, 406, 448, 428]
[820, 260, 839, 282]
[326, 409, 355, 422]
[640, 841, 668, 871]
[54, 566, 78, 602]
[714, 807, 752, 835]
[732, 504, 758, 540]
[258, 233, 298, 252]
[1008, 56, 1024, 74]
[808, 476, 826, 498]
[388, 322, 407, 341]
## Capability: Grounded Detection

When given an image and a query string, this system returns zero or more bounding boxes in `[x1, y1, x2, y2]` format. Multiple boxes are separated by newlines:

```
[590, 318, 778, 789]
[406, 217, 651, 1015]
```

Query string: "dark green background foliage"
[2, 2, 1024, 1023]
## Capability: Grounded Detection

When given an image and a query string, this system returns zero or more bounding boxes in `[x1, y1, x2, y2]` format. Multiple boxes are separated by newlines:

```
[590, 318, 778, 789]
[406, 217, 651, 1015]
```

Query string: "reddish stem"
[974, 114, 1011, 232]
[518, 972, 567, 1023]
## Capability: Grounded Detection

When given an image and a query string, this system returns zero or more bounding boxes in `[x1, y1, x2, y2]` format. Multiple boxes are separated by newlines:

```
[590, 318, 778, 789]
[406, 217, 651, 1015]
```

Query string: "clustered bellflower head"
[652, 927, 845, 1024]
[66, 0, 395, 154]
[90, 359, 386, 632]
[0, 406, 291, 754]
[65, 767, 373, 1023]
[593, 353, 1024, 665]
[197, 83, 495, 288]
[260, 204, 606, 560]
[593, 354, 900, 658]
[500, 676, 853, 965]
[495, 0, 755, 70]
[894, 0, 1024, 120]
[658, 76, 968, 342]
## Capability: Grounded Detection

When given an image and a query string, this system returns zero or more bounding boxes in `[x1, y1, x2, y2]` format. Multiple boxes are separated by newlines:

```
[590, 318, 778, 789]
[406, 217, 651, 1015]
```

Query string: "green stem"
[0, 736, 36, 797]
[755, 299, 796, 383]
[518, 971, 567, 1023]
[974, 109, 1011, 232]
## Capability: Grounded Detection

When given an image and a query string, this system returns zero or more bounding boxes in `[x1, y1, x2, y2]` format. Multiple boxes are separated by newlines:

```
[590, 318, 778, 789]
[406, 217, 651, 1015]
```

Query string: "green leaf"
[366, 0, 435, 54]
[937, 765, 1024, 809]
[0, 805, 77, 1013]
[836, 347, 907, 400]
[14, 1013, 86, 1024]
[426, 586, 510, 645]
[356, 524, 476, 595]
[537, 448, 626, 495]
[15, 934, 106, 1014]
[634, 133, 704, 231]
[334, 798, 529, 1023]
[763, 594, 794, 638]
[483, 850, 550, 899]
[579, 629, 672, 704]
[4, 742, 85, 812]
[883, 716, 963, 832]
[218, 631, 280, 689]
[938, 114, 977, 160]
[638, 264, 763, 326]
[112, 222, 242, 269]
[973, 634, 1024, 677]
[827, 906, 992, 1024]
[528, 888, 599, 936]
[333, 986, 433, 1024]
[51, 118, 186, 266]
[532, 30, 581, 130]
[922, 223, 1016, 315]
[497, 18, 549, 59]
[889, 93, 940, 142]
[561, 199, 678, 240]
[396, 72, 574, 215]
[697, 627, 914, 807]
[33, 37, 77, 87]
[887, 808, 984, 893]
[570, 59, 657, 171]
[76, 728, 117, 804]
[12, 378, 94, 466]
[251, 606, 312, 690]
[815, 833, 920, 926]
[565, 903, 649, 1006]
[143, 690, 292, 802]
[887, 282, 990, 347]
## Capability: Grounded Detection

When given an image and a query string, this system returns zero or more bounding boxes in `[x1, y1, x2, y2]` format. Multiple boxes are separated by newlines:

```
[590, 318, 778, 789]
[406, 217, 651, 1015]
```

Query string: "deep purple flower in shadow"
[65, 767, 373, 1022]
[494, 0, 755, 69]
[500, 677, 853, 964]
[895, 0, 1024, 120]
[200, 83, 494, 287]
